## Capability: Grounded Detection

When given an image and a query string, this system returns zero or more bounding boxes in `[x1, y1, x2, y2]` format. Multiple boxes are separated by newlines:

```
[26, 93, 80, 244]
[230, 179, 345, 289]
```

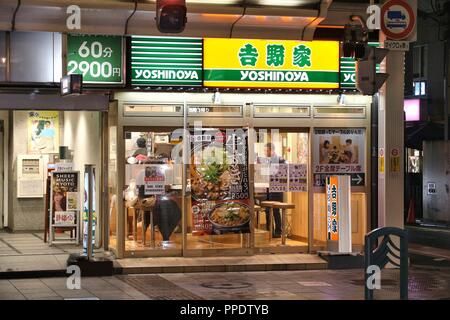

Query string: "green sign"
[67, 35, 123, 84]
[130, 36, 202, 86]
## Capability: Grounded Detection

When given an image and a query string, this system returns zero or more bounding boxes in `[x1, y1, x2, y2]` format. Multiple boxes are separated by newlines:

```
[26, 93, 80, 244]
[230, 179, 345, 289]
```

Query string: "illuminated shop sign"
[130, 36, 203, 86]
[67, 34, 123, 84]
[203, 38, 339, 89]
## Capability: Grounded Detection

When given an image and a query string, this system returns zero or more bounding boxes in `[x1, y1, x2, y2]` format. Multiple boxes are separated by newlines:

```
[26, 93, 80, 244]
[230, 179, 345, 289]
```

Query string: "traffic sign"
[381, 0, 417, 41]
[384, 40, 410, 51]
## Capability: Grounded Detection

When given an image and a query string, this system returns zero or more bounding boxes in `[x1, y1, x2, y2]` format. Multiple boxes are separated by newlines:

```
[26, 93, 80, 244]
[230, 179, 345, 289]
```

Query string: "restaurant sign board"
[203, 38, 339, 89]
[130, 36, 203, 86]
[67, 35, 123, 84]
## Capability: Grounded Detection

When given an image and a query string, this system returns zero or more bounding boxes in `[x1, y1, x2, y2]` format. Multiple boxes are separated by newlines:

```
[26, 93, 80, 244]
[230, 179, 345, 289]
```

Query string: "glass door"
[253, 129, 309, 253]
[122, 129, 183, 254]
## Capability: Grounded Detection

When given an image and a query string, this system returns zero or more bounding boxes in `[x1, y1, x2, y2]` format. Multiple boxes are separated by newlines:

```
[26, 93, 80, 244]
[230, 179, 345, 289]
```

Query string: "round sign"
[381, 0, 415, 40]
[391, 148, 399, 157]
[379, 148, 384, 157]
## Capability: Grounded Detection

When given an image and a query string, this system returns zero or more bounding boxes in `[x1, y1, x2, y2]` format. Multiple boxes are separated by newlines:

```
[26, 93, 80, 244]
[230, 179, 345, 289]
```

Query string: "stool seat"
[272, 202, 295, 209]
[260, 201, 278, 208]
[254, 205, 262, 211]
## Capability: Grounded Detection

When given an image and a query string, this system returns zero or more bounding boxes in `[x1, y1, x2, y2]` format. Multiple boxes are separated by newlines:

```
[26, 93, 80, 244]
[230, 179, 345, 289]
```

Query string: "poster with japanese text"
[50, 172, 79, 226]
[269, 164, 288, 193]
[288, 164, 308, 192]
[190, 128, 250, 235]
[144, 165, 166, 195]
[313, 129, 365, 187]
[326, 176, 339, 241]
[27, 111, 60, 154]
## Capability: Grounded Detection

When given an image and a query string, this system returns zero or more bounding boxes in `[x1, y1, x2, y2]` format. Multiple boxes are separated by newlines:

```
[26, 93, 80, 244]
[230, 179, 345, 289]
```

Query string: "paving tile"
[54, 289, 98, 299]
[0, 293, 26, 300]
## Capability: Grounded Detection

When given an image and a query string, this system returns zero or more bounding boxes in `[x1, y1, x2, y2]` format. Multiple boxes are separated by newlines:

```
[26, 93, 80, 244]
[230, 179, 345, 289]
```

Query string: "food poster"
[27, 111, 60, 154]
[144, 165, 166, 195]
[288, 164, 308, 192]
[269, 163, 288, 192]
[190, 129, 250, 235]
[51, 172, 79, 226]
[313, 129, 366, 187]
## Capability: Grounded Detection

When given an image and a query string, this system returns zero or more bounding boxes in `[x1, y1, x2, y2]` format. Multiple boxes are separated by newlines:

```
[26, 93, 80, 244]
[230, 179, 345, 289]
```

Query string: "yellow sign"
[203, 38, 339, 89]
[390, 148, 401, 173]
[380, 156, 385, 173]
[326, 176, 339, 241]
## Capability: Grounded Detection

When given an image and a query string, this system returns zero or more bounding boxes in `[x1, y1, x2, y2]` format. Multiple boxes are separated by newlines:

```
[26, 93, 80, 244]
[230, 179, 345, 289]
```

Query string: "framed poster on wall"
[27, 111, 60, 154]
[313, 128, 366, 187]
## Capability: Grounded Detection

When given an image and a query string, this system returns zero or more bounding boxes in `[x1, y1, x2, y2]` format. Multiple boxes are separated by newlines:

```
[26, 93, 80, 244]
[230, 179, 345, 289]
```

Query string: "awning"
[0, 0, 369, 40]
[0, 93, 110, 111]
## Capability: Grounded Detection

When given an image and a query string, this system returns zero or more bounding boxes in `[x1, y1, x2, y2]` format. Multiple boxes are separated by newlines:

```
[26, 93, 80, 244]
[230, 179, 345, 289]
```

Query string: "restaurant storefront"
[105, 36, 372, 258]
[1, 32, 373, 259]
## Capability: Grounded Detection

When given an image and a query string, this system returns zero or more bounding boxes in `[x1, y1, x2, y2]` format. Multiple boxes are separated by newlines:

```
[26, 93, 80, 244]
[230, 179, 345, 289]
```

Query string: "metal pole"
[371, 93, 379, 231]
[182, 95, 188, 255]
[444, 40, 448, 141]
[86, 164, 94, 261]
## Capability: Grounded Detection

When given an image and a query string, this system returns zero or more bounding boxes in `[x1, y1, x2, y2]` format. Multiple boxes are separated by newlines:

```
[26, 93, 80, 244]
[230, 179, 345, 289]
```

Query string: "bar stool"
[271, 202, 295, 245]
[254, 205, 265, 229]
[260, 201, 278, 241]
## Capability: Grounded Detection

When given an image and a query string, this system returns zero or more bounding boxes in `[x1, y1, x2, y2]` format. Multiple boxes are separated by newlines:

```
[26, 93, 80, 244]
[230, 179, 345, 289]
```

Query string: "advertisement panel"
[204, 38, 339, 89]
[313, 128, 366, 187]
[50, 171, 79, 227]
[190, 128, 250, 235]
[130, 36, 202, 86]
[326, 176, 339, 241]
[27, 111, 60, 154]
[67, 34, 123, 84]
[144, 165, 166, 195]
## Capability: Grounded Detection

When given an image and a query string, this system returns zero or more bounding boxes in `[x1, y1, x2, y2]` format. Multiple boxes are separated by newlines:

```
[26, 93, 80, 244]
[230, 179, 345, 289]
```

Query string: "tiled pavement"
[0, 232, 105, 274]
[0, 266, 449, 300]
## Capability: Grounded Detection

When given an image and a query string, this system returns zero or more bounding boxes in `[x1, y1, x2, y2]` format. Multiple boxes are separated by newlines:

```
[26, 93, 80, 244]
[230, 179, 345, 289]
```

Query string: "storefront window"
[254, 130, 309, 251]
[312, 128, 367, 251]
[123, 130, 183, 251]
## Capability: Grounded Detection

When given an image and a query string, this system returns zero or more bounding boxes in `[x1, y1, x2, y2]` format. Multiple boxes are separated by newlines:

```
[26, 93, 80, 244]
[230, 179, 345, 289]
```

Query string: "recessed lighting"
[1, 57, 5, 64]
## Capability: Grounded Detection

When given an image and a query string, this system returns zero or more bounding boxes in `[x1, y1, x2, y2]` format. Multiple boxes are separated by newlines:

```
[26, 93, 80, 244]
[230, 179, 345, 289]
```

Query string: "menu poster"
[289, 164, 308, 192]
[313, 128, 366, 187]
[51, 172, 79, 225]
[269, 164, 288, 193]
[190, 128, 250, 235]
[144, 165, 166, 195]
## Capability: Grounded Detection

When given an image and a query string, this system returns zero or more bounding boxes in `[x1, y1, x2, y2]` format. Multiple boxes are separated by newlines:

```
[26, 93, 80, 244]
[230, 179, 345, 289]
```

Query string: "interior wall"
[63, 111, 102, 246]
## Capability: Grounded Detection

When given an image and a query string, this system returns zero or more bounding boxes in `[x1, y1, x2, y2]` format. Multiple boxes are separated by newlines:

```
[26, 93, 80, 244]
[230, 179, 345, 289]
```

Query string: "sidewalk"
[0, 232, 327, 278]
[0, 232, 106, 278]
[1, 266, 449, 300]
